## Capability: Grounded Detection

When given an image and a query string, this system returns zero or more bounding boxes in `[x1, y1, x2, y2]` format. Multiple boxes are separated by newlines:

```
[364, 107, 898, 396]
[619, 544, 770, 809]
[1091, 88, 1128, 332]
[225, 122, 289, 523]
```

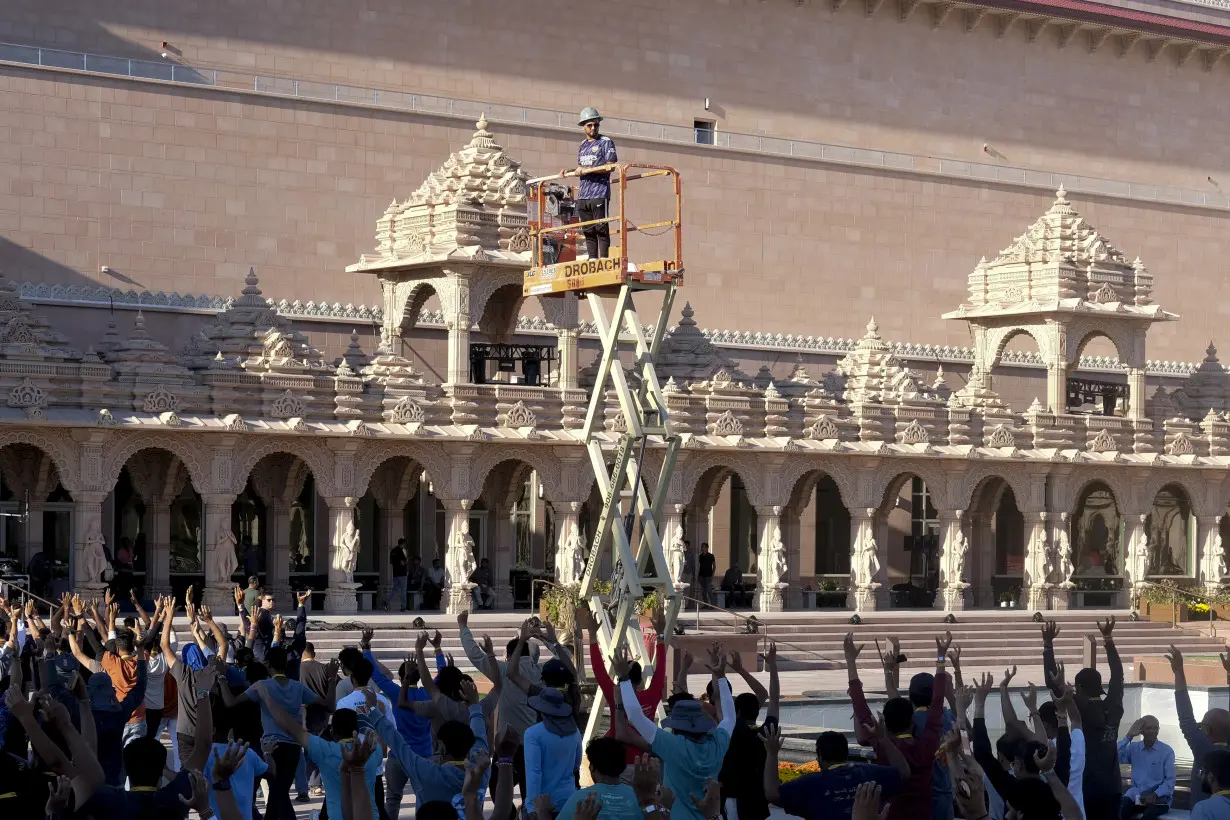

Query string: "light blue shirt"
[203, 743, 267, 820]
[524, 721, 582, 811]
[557, 783, 643, 820]
[245, 678, 318, 743]
[1194, 795, 1230, 820]
[306, 735, 383, 820]
[1117, 737, 1176, 802]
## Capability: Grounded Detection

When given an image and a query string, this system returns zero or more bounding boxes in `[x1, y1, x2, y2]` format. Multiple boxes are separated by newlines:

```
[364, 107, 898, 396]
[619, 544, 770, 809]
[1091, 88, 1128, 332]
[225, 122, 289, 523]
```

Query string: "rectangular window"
[694, 120, 715, 145]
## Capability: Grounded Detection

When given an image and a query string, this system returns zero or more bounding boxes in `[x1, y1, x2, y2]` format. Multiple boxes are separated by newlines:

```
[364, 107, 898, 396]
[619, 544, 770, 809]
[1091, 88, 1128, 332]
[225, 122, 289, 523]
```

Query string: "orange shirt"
[101, 652, 145, 724]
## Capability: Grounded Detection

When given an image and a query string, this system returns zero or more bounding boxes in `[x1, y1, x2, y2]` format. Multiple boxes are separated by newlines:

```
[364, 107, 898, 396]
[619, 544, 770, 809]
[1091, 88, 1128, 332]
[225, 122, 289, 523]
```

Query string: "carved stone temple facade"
[5, 117, 1230, 615]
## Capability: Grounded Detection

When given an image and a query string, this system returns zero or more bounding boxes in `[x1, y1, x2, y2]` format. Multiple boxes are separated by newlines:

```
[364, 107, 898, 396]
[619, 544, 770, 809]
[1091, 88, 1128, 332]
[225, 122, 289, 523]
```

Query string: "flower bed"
[778, 761, 820, 784]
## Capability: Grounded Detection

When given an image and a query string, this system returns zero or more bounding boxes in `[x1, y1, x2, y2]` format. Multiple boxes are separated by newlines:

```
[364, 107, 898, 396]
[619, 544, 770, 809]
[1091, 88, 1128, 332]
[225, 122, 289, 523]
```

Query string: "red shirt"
[590, 640, 666, 764]
[849, 672, 948, 820]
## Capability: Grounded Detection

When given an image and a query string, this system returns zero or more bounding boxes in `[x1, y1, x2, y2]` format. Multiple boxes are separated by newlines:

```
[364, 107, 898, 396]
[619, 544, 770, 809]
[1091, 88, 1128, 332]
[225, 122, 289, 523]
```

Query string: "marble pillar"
[849, 508, 883, 611]
[145, 500, 173, 597]
[754, 506, 787, 612]
[935, 510, 971, 611]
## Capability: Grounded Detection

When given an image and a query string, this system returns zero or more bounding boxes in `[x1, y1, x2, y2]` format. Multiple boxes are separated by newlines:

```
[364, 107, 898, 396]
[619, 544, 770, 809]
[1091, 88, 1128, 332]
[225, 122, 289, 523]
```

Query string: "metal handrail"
[1136, 580, 1228, 636]
[1, 579, 58, 612]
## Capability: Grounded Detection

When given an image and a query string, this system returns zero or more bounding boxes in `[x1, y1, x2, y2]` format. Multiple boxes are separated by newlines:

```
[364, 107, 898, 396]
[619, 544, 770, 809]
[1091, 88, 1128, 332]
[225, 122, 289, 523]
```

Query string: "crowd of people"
[2, 589, 1230, 820]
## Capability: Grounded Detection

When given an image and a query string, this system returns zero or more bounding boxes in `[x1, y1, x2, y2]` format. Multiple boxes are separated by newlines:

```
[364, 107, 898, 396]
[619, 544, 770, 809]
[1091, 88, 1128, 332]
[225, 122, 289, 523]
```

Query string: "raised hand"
[296, 589, 311, 607]
[975, 672, 994, 703]
[495, 725, 520, 759]
[729, 651, 745, 672]
[342, 732, 378, 771]
[955, 685, 974, 717]
[632, 754, 663, 806]
[853, 781, 889, 820]
[1126, 717, 1145, 738]
[463, 754, 491, 797]
[1000, 665, 1018, 689]
[610, 646, 632, 680]
[703, 641, 727, 676]
[1096, 615, 1116, 639]
[766, 640, 778, 667]
[576, 606, 598, 634]
[1022, 683, 1038, 714]
[689, 777, 722, 820]
[1033, 740, 1057, 773]
[1165, 645, 1184, 677]
[947, 645, 962, 671]
[761, 722, 785, 755]
[176, 770, 211, 814]
[935, 630, 954, 657]
[540, 620, 558, 645]
[843, 631, 864, 662]
[1052, 660, 1067, 690]
[198, 604, 213, 622]
[212, 741, 249, 780]
[431, 629, 443, 650]
[574, 792, 604, 820]
[415, 630, 428, 653]
[480, 634, 495, 658]
[104, 588, 114, 607]
[360, 628, 374, 650]
[233, 586, 245, 608]
[459, 679, 479, 706]
[45, 775, 72, 815]
[1041, 619, 1060, 643]
[456, 610, 469, 628]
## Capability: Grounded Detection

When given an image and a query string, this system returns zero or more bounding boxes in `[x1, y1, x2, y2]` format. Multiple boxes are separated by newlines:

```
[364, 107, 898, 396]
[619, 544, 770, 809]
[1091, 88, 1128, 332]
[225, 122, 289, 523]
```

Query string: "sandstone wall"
[1, 0, 1228, 361]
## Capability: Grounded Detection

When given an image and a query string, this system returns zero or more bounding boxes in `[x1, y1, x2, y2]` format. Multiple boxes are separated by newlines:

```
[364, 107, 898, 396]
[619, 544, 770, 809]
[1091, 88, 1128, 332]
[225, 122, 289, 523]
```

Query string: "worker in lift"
[562, 107, 618, 260]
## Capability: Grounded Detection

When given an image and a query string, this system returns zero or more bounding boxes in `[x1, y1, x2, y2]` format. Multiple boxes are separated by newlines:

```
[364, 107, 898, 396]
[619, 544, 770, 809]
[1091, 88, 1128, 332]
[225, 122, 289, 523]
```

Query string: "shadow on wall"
[0, 236, 115, 289]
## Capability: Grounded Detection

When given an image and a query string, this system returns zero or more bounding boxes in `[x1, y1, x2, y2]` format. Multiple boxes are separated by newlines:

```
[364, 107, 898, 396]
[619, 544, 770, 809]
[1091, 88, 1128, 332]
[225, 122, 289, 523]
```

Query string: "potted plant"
[636, 589, 663, 629]
[999, 586, 1020, 608]
[539, 583, 582, 634]
[818, 580, 848, 608]
[1140, 580, 1191, 623]
[801, 585, 817, 609]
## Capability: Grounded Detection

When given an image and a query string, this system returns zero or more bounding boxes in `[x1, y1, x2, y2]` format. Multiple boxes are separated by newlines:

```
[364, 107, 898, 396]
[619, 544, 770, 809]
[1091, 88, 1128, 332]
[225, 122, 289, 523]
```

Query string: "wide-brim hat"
[661, 699, 716, 734]
[528, 687, 573, 717]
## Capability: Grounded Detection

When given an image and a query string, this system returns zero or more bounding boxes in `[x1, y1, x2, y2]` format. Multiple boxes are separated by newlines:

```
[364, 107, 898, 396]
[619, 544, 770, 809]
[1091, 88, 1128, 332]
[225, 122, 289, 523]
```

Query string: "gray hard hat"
[578, 107, 603, 125]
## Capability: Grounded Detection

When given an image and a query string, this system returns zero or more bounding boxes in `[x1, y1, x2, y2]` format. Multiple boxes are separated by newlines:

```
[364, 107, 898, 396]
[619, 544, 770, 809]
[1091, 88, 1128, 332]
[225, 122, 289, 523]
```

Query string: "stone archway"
[780, 467, 852, 610]
[964, 475, 1024, 609]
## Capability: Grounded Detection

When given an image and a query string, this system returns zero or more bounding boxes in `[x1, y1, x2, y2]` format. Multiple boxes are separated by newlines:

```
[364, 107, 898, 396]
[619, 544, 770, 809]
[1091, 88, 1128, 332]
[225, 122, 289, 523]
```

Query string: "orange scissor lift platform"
[522, 163, 683, 298]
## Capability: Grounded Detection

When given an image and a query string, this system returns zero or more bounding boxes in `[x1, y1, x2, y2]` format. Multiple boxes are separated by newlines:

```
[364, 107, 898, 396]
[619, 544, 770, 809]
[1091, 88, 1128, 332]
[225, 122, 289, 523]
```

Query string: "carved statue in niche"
[667, 523, 687, 589]
[211, 529, 239, 582]
[449, 520, 478, 587]
[1057, 514, 1074, 586]
[855, 519, 880, 587]
[950, 526, 969, 585]
[556, 522, 586, 586]
[334, 519, 361, 578]
[760, 523, 787, 587]
[82, 528, 111, 585]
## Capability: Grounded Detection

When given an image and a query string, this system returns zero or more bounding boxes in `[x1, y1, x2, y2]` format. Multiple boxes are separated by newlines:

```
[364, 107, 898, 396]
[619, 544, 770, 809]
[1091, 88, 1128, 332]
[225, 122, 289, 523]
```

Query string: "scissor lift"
[524, 163, 684, 740]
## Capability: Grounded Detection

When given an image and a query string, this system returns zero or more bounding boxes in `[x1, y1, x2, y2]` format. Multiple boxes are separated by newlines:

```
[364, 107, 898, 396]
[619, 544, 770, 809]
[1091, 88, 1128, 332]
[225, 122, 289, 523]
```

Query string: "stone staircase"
[218, 608, 1227, 679]
[752, 610, 1228, 672]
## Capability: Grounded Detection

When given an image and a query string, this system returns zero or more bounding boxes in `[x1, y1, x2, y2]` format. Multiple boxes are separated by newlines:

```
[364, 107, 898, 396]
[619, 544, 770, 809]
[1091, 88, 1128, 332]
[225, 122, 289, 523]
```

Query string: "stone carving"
[287, 417, 311, 433]
[82, 528, 110, 584]
[7, 378, 45, 409]
[504, 400, 537, 429]
[159, 411, 182, 427]
[508, 228, 533, 253]
[950, 526, 969, 584]
[211, 529, 238, 581]
[389, 396, 426, 424]
[1057, 514, 1074, 586]
[900, 419, 930, 445]
[759, 522, 787, 587]
[804, 416, 841, 440]
[854, 521, 881, 587]
[1, 315, 37, 345]
[987, 425, 1015, 448]
[1088, 429, 1118, 452]
[334, 519, 361, 577]
[262, 327, 296, 360]
[667, 523, 687, 589]
[712, 410, 744, 436]
[1091, 283, 1118, 304]
[556, 521, 586, 586]
[347, 420, 375, 437]
[1167, 432, 1195, 456]
[223, 414, 250, 432]
[142, 386, 181, 413]
[448, 519, 478, 587]
[271, 390, 307, 419]
[97, 408, 117, 426]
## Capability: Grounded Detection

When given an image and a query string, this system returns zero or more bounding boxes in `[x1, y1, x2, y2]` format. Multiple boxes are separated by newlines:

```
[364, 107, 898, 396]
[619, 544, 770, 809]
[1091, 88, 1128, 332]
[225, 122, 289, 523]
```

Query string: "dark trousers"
[577, 198, 611, 259]
[177, 732, 196, 768]
[1118, 797, 1168, 820]
[488, 742, 527, 820]
[1084, 794, 1124, 820]
[265, 742, 301, 820]
[143, 707, 164, 737]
